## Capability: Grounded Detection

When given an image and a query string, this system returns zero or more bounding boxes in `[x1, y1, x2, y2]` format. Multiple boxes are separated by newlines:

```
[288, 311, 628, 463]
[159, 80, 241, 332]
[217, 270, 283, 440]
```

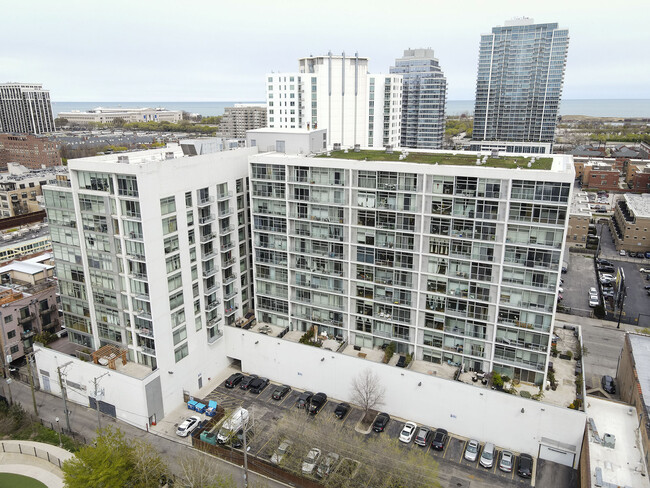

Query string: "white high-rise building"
[0, 83, 55, 135]
[266, 53, 402, 150]
[248, 145, 574, 386]
[40, 143, 255, 422]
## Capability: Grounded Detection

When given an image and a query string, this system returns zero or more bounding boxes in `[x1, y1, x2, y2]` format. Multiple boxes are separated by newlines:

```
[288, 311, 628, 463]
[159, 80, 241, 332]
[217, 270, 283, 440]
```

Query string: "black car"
[272, 384, 291, 400]
[296, 391, 314, 409]
[334, 402, 350, 419]
[596, 259, 613, 266]
[239, 374, 258, 390]
[249, 377, 269, 394]
[231, 427, 255, 449]
[517, 453, 533, 478]
[309, 392, 328, 415]
[430, 428, 448, 450]
[598, 266, 615, 273]
[601, 375, 616, 394]
[372, 412, 390, 432]
[414, 427, 433, 447]
[225, 373, 245, 388]
[396, 355, 406, 368]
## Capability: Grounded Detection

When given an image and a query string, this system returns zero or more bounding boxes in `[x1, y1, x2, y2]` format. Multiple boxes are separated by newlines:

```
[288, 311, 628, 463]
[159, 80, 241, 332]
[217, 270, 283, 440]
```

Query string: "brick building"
[611, 193, 650, 253]
[0, 133, 60, 170]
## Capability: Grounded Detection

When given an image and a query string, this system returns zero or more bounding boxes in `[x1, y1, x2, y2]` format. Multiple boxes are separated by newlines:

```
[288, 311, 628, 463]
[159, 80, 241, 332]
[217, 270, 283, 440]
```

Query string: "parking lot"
[198, 379, 536, 488]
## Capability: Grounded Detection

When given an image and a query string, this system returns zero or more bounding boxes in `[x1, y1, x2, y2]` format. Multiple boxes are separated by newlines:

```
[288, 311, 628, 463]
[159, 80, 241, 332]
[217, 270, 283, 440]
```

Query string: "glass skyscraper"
[471, 19, 569, 153]
[390, 49, 447, 149]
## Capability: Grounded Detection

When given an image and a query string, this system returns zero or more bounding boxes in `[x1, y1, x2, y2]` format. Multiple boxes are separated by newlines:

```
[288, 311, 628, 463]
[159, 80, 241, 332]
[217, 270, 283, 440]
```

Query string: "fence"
[38, 418, 88, 445]
[0, 440, 70, 469]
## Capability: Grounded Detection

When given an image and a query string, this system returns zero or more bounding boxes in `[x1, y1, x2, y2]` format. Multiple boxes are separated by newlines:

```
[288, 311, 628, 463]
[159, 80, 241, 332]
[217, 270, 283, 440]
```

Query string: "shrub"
[520, 391, 532, 399]
[492, 372, 504, 388]
[566, 350, 573, 360]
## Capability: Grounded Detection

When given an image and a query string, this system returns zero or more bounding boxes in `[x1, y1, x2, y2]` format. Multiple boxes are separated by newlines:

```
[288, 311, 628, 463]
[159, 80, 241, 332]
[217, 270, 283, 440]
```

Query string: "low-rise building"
[567, 191, 592, 247]
[611, 193, 650, 253]
[627, 163, 650, 192]
[220, 104, 267, 139]
[0, 254, 60, 365]
[580, 161, 621, 191]
[58, 107, 182, 126]
[0, 134, 60, 170]
[0, 163, 66, 217]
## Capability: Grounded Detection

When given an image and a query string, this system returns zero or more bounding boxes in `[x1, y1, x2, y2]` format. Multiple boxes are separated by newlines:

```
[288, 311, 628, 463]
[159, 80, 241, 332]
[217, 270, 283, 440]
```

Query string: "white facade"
[249, 151, 574, 386]
[58, 107, 183, 125]
[0, 83, 55, 135]
[41, 144, 255, 421]
[247, 128, 327, 155]
[266, 53, 402, 150]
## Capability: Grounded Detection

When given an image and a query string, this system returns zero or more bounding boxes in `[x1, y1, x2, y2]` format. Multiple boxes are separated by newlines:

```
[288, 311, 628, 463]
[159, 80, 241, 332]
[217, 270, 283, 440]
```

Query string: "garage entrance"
[538, 441, 576, 467]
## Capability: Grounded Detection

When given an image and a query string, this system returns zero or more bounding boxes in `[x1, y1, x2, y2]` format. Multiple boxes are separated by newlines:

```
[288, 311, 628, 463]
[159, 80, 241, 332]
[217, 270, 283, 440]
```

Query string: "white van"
[217, 407, 249, 444]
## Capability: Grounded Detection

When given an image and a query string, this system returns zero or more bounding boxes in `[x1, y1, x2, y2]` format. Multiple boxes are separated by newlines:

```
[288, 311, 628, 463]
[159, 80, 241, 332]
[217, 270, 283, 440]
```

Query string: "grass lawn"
[318, 149, 553, 170]
[0, 473, 47, 488]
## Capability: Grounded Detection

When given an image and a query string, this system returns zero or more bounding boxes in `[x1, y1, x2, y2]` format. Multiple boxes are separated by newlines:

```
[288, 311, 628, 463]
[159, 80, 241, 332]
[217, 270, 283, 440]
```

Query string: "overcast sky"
[3, 0, 648, 101]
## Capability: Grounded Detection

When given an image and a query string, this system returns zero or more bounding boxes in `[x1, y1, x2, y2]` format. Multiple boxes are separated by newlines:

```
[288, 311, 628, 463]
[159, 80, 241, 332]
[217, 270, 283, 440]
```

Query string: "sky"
[3, 0, 648, 102]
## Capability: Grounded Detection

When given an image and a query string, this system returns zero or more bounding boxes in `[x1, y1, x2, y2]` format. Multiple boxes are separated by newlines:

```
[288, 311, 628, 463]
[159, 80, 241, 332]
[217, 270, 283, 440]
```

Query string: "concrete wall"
[34, 345, 155, 430]
[224, 327, 586, 464]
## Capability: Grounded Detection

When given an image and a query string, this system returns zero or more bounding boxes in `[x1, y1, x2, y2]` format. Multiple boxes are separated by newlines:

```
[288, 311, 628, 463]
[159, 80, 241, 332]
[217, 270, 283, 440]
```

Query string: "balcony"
[200, 232, 216, 243]
[136, 327, 154, 339]
[134, 293, 150, 302]
[19, 313, 35, 324]
[129, 272, 148, 282]
[126, 253, 146, 262]
[220, 224, 235, 234]
[204, 281, 220, 294]
[21, 330, 35, 340]
[225, 304, 239, 316]
[218, 207, 233, 217]
[217, 191, 233, 201]
[207, 327, 223, 344]
[201, 249, 217, 261]
[205, 299, 221, 312]
[135, 309, 152, 321]
[141, 346, 156, 356]
[197, 196, 214, 207]
[203, 266, 218, 278]
[223, 288, 238, 300]
[222, 257, 237, 267]
[40, 304, 57, 315]
[125, 232, 144, 242]
[121, 213, 141, 222]
[223, 273, 238, 285]
[220, 242, 235, 252]
[199, 214, 215, 225]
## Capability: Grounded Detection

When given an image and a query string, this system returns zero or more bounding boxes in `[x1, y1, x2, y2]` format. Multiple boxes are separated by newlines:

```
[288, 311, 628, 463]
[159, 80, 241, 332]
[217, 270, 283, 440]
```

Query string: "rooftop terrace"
[317, 149, 554, 170]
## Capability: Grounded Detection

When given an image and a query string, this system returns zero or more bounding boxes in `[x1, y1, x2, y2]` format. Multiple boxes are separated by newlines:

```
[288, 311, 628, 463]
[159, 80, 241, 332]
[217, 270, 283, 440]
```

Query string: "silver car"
[479, 442, 495, 468]
[499, 450, 514, 472]
[464, 439, 480, 462]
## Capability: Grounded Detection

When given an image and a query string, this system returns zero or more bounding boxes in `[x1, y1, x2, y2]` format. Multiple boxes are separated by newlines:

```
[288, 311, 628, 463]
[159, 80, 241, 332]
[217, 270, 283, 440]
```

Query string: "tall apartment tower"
[390, 49, 447, 149]
[266, 53, 402, 150]
[0, 83, 55, 135]
[220, 104, 267, 139]
[249, 148, 574, 386]
[42, 144, 256, 417]
[471, 19, 569, 154]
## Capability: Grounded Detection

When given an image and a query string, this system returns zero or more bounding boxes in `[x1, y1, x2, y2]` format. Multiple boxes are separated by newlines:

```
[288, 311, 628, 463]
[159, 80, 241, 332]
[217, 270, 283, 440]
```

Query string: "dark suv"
[309, 392, 328, 415]
[296, 391, 314, 409]
[372, 412, 390, 432]
[224, 373, 245, 388]
[517, 454, 533, 478]
[430, 428, 448, 450]
[414, 427, 433, 447]
[601, 375, 616, 394]
[239, 374, 258, 390]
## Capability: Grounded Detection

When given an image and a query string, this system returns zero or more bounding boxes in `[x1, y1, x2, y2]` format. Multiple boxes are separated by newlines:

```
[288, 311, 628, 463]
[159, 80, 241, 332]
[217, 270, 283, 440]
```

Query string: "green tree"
[112, 117, 126, 128]
[62, 427, 168, 488]
[54, 117, 68, 128]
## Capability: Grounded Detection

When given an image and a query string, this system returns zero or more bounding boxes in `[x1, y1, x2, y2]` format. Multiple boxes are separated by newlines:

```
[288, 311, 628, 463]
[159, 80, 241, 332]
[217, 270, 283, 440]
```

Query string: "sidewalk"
[556, 312, 638, 333]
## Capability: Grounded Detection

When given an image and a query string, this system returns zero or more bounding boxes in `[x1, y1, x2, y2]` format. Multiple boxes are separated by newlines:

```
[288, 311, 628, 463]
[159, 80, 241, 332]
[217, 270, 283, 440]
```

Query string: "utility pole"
[92, 372, 110, 429]
[26, 353, 38, 416]
[242, 407, 251, 488]
[0, 313, 13, 405]
[57, 362, 72, 433]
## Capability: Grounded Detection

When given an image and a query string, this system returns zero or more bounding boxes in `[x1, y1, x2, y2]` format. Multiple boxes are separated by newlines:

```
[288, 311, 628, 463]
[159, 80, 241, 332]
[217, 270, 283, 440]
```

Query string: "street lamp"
[55, 417, 62, 447]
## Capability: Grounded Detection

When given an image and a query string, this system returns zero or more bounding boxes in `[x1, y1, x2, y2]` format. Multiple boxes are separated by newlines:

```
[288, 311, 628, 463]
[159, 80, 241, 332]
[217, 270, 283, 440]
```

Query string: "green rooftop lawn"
[318, 150, 553, 170]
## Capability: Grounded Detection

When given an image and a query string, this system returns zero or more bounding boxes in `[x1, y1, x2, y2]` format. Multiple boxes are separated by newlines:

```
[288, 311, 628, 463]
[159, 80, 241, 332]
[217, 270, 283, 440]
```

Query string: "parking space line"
[256, 433, 274, 458]
[277, 391, 292, 407]
[441, 439, 449, 458]
[459, 440, 467, 463]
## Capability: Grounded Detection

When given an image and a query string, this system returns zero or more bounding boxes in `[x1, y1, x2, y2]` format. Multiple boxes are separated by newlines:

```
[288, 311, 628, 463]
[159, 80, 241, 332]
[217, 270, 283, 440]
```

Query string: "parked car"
[601, 375, 616, 394]
[272, 384, 291, 400]
[517, 453, 534, 478]
[596, 259, 613, 266]
[224, 372, 245, 388]
[239, 374, 258, 390]
[620, 250, 626, 256]
[464, 439, 480, 462]
[640, 268, 649, 273]
[296, 391, 314, 409]
[414, 426, 433, 447]
[499, 450, 514, 473]
[270, 439, 292, 465]
[302, 448, 321, 475]
[309, 392, 328, 415]
[598, 266, 615, 273]
[431, 428, 448, 451]
[589, 297, 599, 308]
[372, 412, 390, 432]
[399, 421, 417, 443]
[396, 355, 406, 367]
[316, 452, 340, 478]
[176, 415, 201, 437]
[231, 427, 255, 449]
[479, 442, 495, 468]
[589, 287, 598, 295]
[334, 402, 350, 419]
[248, 377, 269, 394]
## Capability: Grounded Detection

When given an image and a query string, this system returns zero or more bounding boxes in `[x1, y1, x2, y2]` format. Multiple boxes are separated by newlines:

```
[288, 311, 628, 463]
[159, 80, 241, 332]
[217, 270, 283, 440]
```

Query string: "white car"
[176, 415, 201, 437]
[270, 439, 292, 465]
[558, 287, 564, 294]
[302, 448, 321, 474]
[589, 297, 599, 308]
[464, 439, 480, 462]
[589, 287, 598, 295]
[399, 421, 418, 443]
[620, 250, 626, 256]
[641, 268, 649, 273]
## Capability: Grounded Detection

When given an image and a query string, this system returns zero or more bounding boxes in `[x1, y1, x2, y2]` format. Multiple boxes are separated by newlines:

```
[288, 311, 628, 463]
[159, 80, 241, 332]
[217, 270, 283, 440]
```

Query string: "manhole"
[449, 476, 470, 488]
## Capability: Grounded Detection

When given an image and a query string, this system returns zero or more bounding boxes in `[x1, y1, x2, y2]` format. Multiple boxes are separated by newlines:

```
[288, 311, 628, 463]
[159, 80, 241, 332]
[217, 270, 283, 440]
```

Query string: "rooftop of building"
[248, 127, 325, 135]
[623, 194, 650, 219]
[0, 164, 67, 183]
[59, 107, 181, 114]
[586, 396, 650, 488]
[627, 333, 650, 410]
[66, 144, 185, 167]
[0, 253, 54, 276]
[571, 190, 595, 216]
[316, 148, 557, 170]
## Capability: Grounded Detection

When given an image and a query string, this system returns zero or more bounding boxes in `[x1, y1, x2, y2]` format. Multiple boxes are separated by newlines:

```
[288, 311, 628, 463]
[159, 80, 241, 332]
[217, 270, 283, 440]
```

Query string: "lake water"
[52, 99, 650, 118]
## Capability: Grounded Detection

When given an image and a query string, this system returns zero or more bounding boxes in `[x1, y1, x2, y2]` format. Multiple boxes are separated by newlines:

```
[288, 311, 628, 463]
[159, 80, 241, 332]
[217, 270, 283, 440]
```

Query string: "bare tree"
[177, 451, 237, 488]
[350, 368, 385, 420]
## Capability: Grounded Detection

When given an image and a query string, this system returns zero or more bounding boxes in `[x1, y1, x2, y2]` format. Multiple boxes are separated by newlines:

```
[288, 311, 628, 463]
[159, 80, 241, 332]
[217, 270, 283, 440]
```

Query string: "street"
[6, 379, 287, 488]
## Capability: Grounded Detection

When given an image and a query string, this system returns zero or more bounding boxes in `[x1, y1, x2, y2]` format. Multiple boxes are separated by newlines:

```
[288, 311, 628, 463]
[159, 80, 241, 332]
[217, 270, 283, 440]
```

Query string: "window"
[162, 216, 177, 235]
[164, 235, 179, 254]
[185, 191, 192, 208]
[4, 315, 12, 323]
[160, 196, 176, 215]
[169, 290, 184, 310]
[10, 345, 19, 354]
[174, 343, 189, 363]
[168, 273, 183, 292]
[172, 326, 187, 346]
[7, 330, 16, 339]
